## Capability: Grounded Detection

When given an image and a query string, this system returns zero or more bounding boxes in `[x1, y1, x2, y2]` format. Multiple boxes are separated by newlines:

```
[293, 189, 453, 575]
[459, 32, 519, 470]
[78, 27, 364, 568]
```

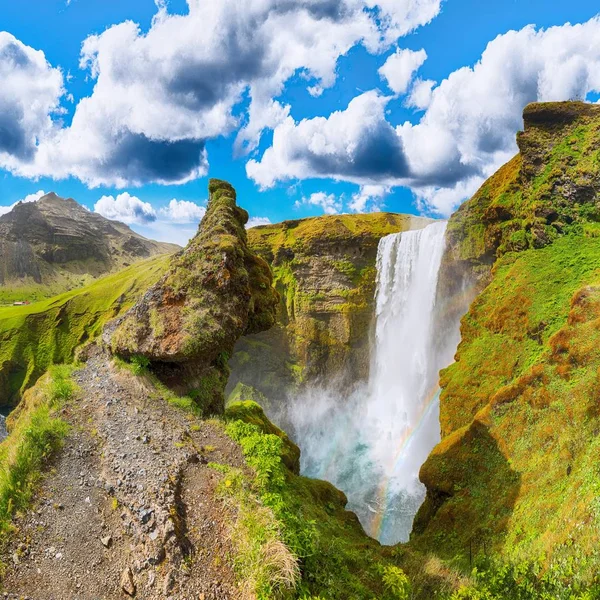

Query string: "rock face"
[227, 213, 434, 404]
[108, 179, 278, 413]
[0, 192, 178, 289]
[412, 102, 600, 575]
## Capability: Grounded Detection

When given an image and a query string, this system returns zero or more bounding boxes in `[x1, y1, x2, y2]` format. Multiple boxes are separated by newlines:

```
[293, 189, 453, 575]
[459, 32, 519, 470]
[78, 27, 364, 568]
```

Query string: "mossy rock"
[225, 400, 300, 473]
[107, 180, 279, 414]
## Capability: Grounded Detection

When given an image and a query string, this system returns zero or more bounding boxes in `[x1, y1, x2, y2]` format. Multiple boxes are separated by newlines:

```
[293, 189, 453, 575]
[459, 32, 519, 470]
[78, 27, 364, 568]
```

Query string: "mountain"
[0, 192, 179, 294]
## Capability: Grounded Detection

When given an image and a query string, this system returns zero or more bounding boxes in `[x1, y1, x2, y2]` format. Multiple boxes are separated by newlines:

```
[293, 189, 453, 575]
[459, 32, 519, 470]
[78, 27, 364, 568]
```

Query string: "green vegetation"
[446, 557, 600, 599]
[220, 401, 441, 600]
[0, 279, 90, 306]
[0, 254, 169, 408]
[248, 213, 432, 261]
[0, 366, 74, 540]
[414, 102, 600, 594]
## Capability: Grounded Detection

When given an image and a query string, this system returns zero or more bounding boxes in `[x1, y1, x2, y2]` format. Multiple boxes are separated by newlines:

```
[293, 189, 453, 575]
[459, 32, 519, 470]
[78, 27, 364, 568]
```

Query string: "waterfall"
[280, 221, 452, 545]
[0, 415, 6, 442]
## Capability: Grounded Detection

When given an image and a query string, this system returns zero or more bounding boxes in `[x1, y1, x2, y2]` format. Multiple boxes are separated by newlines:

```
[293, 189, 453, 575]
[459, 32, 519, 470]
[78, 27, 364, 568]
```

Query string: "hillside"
[0, 254, 170, 409]
[411, 102, 600, 590]
[0, 193, 179, 300]
[228, 213, 434, 405]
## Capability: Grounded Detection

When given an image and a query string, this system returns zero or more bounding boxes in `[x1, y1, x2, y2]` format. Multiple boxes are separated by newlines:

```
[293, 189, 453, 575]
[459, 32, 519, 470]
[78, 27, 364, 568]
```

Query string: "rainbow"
[371, 385, 442, 541]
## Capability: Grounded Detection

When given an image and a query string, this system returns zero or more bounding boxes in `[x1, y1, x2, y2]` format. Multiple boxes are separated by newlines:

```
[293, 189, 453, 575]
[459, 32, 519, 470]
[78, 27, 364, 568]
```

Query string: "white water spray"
[279, 221, 452, 544]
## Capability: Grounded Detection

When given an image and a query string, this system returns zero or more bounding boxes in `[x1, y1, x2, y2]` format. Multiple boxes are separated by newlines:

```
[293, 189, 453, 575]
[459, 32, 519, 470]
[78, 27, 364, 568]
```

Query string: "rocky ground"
[1, 346, 246, 599]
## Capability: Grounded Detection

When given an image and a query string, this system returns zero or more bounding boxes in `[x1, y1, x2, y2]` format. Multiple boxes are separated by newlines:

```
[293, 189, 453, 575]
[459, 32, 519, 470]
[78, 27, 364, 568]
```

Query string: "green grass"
[220, 401, 434, 600]
[0, 254, 169, 408]
[0, 365, 74, 542]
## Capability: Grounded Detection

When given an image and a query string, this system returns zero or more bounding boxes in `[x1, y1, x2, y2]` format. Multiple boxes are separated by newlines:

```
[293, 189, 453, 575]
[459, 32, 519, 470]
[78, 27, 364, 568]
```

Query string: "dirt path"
[2, 347, 245, 599]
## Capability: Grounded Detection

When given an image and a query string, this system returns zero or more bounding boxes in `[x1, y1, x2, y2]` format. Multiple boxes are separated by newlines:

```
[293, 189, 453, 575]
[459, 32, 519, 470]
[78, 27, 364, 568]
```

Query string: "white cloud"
[94, 192, 157, 225]
[296, 192, 343, 215]
[249, 18, 600, 215]
[407, 78, 435, 109]
[246, 216, 272, 228]
[0, 189, 46, 216]
[0, 0, 442, 187]
[0, 33, 64, 172]
[159, 199, 206, 223]
[247, 91, 407, 189]
[349, 184, 389, 212]
[379, 48, 427, 95]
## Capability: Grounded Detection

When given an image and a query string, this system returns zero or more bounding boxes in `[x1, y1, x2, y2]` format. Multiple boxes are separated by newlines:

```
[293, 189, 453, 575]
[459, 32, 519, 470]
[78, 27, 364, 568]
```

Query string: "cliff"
[228, 212, 434, 404]
[0, 192, 178, 298]
[412, 102, 600, 585]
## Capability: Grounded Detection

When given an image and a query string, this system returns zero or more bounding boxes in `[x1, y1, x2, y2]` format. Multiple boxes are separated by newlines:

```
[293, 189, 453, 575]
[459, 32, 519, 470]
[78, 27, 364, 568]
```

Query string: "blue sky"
[0, 0, 599, 242]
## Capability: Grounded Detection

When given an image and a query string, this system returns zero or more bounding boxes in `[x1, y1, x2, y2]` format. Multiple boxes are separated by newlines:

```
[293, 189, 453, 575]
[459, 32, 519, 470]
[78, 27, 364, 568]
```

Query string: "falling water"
[279, 221, 451, 545]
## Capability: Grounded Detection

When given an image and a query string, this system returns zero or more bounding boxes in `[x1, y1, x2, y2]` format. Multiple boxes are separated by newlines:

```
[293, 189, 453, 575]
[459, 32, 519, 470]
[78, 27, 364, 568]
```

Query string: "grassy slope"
[0, 255, 169, 408]
[0, 366, 73, 550]
[413, 102, 600, 592]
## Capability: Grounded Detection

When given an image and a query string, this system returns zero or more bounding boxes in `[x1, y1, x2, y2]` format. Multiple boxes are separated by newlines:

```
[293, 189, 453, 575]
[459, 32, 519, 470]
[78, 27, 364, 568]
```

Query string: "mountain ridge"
[0, 192, 179, 294]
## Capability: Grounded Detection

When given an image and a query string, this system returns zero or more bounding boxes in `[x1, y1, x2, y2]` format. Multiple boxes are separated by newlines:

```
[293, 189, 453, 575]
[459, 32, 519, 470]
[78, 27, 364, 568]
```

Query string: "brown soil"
[1, 346, 245, 599]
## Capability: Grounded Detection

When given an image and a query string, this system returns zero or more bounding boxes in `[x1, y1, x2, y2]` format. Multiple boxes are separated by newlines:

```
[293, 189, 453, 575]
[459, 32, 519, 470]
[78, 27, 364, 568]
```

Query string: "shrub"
[129, 354, 150, 375]
[381, 565, 411, 600]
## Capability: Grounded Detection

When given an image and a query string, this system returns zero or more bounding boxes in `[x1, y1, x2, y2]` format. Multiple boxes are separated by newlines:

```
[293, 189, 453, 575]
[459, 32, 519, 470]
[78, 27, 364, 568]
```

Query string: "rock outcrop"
[227, 212, 434, 404]
[108, 179, 278, 413]
[0, 193, 178, 291]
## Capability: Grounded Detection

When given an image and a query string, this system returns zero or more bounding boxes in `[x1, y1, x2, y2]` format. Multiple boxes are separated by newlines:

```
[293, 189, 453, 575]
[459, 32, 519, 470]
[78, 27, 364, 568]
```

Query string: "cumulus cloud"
[379, 48, 427, 95]
[249, 18, 600, 215]
[247, 91, 408, 189]
[0, 33, 63, 170]
[0, 0, 442, 187]
[407, 78, 435, 109]
[349, 184, 389, 212]
[296, 192, 343, 215]
[94, 193, 157, 225]
[0, 189, 47, 216]
[159, 199, 206, 223]
[246, 216, 272, 228]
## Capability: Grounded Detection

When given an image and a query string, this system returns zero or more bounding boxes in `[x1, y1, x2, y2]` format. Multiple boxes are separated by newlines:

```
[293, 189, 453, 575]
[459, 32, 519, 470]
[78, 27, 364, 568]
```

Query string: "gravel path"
[1, 346, 245, 599]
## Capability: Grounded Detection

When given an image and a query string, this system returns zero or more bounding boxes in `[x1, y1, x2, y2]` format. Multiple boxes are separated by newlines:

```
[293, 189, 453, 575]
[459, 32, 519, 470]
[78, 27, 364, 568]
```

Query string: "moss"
[414, 102, 600, 587]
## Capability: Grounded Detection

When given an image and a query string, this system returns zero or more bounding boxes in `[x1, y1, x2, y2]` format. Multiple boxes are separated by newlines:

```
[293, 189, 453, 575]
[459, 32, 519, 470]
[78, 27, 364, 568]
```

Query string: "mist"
[271, 221, 459, 545]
